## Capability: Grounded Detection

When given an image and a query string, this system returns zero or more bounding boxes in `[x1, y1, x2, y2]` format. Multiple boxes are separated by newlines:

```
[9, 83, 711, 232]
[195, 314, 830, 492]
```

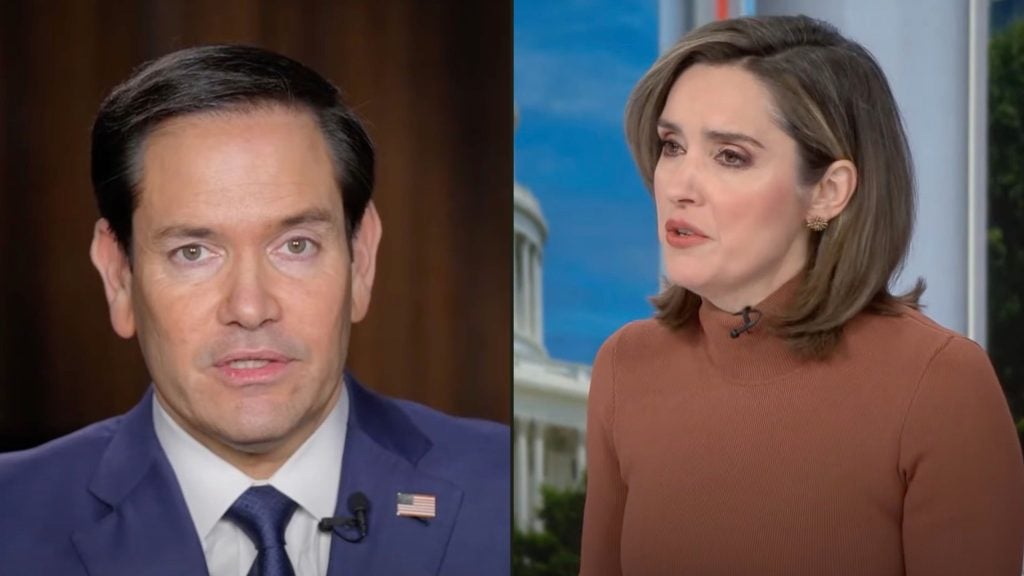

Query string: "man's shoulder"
[0, 414, 126, 562]
[0, 414, 124, 488]
[376, 393, 509, 488]
[391, 396, 508, 460]
[383, 394, 510, 569]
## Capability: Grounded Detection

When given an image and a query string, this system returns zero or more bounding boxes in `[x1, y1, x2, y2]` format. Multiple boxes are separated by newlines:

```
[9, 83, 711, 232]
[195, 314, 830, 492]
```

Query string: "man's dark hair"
[91, 44, 374, 255]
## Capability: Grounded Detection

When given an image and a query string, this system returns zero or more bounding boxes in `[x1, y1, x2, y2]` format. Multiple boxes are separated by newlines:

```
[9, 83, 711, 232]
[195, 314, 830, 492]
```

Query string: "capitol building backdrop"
[513, 161, 592, 532]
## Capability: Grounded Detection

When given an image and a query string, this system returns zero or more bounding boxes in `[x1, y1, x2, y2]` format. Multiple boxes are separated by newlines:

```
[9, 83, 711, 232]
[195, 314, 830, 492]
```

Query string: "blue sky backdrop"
[514, 0, 660, 364]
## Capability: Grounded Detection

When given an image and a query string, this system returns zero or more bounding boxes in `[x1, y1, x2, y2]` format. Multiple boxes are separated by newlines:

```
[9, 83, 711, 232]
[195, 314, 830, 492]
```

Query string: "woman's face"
[654, 63, 813, 310]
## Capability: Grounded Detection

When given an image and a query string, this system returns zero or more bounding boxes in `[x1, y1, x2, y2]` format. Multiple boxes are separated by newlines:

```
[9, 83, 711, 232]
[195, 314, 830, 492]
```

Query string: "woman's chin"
[663, 270, 714, 296]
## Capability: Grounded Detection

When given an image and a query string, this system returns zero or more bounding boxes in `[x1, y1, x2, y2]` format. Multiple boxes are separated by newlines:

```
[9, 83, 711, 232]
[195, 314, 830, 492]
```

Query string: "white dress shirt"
[153, 390, 348, 576]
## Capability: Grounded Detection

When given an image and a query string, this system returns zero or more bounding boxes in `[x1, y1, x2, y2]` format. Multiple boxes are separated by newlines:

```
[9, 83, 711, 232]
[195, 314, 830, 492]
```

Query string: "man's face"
[91, 106, 380, 466]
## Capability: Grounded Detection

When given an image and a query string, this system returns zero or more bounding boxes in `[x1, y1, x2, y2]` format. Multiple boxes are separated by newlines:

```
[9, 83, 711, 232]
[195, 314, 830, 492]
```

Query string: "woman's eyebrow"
[656, 120, 764, 150]
[703, 129, 765, 150]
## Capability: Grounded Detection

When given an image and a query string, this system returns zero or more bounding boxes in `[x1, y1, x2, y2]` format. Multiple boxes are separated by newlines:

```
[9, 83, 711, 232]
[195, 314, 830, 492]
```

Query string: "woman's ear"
[806, 159, 858, 223]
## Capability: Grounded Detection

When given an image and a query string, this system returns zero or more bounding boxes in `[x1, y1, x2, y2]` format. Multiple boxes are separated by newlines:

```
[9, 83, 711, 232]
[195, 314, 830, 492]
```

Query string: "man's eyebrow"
[151, 208, 338, 243]
[278, 208, 338, 230]
[153, 225, 216, 243]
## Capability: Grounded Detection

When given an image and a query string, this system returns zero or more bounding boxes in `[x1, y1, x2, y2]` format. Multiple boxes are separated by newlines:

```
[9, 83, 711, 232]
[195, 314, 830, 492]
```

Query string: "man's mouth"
[216, 350, 291, 367]
[226, 359, 275, 369]
[213, 350, 293, 385]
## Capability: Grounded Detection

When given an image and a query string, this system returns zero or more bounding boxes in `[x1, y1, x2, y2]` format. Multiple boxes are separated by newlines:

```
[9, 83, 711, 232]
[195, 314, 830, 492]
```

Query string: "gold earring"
[806, 216, 829, 232]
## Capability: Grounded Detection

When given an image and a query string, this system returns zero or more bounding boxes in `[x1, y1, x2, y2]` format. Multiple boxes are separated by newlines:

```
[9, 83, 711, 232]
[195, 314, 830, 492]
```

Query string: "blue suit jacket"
[0, 376, 510, 575]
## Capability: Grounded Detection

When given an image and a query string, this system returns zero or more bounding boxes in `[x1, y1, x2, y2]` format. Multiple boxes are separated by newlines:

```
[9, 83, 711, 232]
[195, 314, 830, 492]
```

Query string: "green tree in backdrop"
[513, 482, 586, 576]
[988, 19, 1024, 443]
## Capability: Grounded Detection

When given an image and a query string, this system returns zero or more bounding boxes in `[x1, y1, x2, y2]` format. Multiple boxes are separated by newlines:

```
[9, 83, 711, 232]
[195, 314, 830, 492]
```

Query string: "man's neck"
[154, 385, 342, 480]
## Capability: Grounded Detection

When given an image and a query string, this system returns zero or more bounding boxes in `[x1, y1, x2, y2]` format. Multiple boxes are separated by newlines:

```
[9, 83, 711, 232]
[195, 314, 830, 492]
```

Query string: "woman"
[580, 15, 1024, 576]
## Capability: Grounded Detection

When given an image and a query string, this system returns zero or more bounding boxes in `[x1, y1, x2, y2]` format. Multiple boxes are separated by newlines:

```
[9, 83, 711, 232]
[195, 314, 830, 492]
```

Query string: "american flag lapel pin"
[396, 492, 436, 519]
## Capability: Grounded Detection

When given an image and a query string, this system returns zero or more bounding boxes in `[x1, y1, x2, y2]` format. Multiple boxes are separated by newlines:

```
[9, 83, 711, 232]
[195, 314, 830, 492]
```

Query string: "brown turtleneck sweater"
[580, 285, 1024, 576]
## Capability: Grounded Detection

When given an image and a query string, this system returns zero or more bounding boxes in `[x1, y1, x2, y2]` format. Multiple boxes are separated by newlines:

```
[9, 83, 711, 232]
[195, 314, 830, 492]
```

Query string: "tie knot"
[226, 485, 298, 551]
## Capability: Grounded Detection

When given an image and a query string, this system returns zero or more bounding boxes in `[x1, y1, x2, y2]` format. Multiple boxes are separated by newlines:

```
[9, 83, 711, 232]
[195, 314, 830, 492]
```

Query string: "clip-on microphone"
[318, 492, 370, 543]
[729, 306, 762, 338]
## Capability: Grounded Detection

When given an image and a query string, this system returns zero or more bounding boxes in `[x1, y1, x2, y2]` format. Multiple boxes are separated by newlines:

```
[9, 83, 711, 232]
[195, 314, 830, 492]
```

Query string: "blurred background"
[513, 0, 1024, 572]
[0, 0, 512, 452]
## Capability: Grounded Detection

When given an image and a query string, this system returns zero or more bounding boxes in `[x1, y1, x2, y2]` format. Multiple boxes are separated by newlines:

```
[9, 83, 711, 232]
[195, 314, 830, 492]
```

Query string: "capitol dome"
[513, 108, 591, 532]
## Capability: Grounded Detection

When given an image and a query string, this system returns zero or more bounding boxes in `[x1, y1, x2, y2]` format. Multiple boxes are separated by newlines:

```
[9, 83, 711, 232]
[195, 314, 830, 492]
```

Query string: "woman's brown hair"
[626, 15, 924, 359]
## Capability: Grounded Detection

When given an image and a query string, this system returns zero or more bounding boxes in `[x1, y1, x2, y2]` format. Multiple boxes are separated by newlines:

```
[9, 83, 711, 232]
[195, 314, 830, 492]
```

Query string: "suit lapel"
[326, 377, 464, 576]
[71, 390, 208, 576]
[70, 379, 466, 575]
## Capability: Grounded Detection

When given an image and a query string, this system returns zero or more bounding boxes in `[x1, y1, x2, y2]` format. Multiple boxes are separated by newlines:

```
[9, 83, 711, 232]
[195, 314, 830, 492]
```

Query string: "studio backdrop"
[0, 0, 512, 450]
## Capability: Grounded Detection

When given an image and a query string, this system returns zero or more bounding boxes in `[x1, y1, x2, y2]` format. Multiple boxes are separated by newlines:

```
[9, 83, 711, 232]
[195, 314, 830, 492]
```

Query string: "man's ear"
[806, 159, 858, 223]
[89, 219, 136, 339]
[350, 202, 382, 323]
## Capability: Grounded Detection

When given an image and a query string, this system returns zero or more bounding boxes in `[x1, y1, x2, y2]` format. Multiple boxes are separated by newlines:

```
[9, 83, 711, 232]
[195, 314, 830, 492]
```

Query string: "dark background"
[0, 0, 512, 451]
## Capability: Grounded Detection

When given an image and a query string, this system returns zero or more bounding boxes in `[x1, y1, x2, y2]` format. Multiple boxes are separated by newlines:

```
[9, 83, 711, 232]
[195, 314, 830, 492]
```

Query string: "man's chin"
[214, 421, 296, 455]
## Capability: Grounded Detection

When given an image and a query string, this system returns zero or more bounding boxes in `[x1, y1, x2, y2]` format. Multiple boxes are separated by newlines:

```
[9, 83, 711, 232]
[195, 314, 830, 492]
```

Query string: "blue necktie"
[226, 485, 298, 576]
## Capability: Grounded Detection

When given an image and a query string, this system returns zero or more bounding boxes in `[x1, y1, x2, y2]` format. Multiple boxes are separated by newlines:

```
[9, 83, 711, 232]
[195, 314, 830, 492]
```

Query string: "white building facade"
[513, 168, 592, 532]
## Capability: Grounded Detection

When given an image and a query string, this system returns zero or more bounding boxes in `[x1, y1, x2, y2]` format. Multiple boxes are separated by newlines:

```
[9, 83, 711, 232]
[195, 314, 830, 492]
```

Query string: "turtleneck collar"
[696, 274, 807, 382]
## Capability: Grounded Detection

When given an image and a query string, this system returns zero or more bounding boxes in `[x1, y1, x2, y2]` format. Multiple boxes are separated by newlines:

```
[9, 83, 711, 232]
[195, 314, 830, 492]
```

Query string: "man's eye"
[176, 245, 209, 262]
[279, 237, 319, 257]
[287, 238, 309, 254]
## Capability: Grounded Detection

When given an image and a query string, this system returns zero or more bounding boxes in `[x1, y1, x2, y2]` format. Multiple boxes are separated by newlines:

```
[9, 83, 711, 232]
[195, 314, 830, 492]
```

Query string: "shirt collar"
[153, 386, 348, 540]
[266, 389, 347, 521]
[696, 273, 806, 382]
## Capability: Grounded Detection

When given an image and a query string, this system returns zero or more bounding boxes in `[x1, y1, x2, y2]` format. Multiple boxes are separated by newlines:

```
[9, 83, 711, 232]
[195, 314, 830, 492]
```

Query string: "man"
[0, 46, 509, 575]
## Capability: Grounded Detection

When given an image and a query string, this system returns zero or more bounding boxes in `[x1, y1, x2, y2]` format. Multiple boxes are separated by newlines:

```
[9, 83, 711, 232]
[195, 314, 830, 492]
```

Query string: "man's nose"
[217, 253, 282, 330]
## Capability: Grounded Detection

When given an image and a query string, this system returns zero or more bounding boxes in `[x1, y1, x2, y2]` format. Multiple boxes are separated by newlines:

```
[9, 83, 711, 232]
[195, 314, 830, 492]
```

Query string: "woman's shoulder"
[845, 304, 991, 371]
[595, 317, 699, 370]
[602, 317, 694, 351]
[851, 303, 964, 339]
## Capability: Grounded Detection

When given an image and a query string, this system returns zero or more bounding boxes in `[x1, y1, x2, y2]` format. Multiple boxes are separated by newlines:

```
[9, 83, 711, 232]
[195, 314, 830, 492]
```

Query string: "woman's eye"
[660, 140, 684, 157]
[717, 148, 749, 167]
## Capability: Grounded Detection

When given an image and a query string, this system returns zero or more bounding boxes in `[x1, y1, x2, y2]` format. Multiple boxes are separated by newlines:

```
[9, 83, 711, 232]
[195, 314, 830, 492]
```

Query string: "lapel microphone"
[729, 306, 762, 338]
[318, 492, 371, 543]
